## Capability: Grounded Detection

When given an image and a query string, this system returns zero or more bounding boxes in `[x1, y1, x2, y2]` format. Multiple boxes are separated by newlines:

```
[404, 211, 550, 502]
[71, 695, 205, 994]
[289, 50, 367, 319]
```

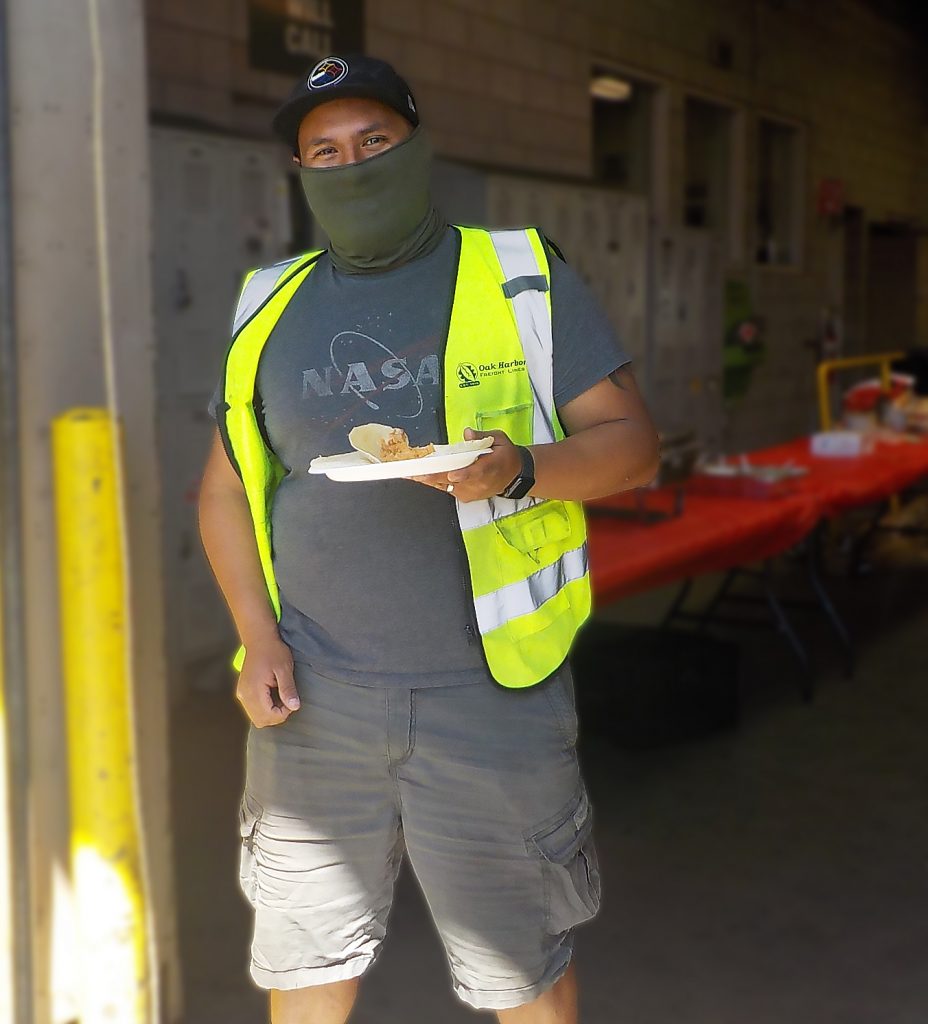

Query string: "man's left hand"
[411, 428, 522, 502]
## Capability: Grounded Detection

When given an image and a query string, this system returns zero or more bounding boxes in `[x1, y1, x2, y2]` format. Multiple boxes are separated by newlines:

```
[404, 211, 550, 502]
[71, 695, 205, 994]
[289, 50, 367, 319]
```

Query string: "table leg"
[660, 577, 693, 631]
[807, 526, 855, 678]
[698, 570, 738, 634]
[849, 500, 889, 577]
[761, 560, 814, 702]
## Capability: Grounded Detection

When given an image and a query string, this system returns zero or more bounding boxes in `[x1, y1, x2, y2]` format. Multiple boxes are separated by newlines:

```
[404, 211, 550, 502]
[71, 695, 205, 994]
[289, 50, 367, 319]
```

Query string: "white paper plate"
[309, 446, 492, 482]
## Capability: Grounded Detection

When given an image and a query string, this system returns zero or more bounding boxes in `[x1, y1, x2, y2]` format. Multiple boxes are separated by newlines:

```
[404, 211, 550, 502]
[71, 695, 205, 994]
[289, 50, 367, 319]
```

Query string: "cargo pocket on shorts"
[526, 785, 601, 934]
[238, 791, 262, 906]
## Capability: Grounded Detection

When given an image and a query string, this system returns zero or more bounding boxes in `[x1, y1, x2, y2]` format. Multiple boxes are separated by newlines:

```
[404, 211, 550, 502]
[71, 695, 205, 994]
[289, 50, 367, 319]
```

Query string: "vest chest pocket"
[475, 403, 533, 448]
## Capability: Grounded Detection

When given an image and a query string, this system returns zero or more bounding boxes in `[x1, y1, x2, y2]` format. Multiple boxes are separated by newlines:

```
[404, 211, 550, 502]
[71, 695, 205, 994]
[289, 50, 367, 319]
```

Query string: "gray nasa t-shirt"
[210, 227, 628, 686]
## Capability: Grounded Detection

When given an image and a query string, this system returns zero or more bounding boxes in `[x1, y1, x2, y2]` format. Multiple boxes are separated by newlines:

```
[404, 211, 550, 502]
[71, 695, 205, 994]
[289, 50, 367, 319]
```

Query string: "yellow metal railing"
[816, 352, 906, 431]
[0, 542, 12, 1024]
[52, 408, 150, 1024]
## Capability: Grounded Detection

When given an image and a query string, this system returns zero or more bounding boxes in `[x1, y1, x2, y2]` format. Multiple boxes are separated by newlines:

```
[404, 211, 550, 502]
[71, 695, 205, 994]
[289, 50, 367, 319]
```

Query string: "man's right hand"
[236, 635, 300, 728]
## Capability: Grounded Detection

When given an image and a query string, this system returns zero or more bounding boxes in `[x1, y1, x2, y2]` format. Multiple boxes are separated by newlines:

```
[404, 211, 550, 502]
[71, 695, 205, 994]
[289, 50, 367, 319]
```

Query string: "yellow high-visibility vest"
[218, 226, 591, 687]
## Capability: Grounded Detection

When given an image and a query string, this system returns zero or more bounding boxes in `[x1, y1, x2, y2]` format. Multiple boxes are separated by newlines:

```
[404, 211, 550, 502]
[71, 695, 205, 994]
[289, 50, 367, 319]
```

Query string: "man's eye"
[312, 146, 337, 159]
[363, 135, 388, 146]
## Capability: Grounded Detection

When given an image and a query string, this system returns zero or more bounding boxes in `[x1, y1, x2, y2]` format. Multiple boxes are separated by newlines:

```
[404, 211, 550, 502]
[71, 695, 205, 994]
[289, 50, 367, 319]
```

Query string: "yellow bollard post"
[51, 408, 150, 1024]
[0, 561, 13, 1024]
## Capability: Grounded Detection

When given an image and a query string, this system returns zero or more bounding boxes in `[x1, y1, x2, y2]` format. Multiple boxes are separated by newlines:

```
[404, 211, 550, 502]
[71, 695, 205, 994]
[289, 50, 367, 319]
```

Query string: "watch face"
[502, 446, 535, 499]
[505, 475, 533, 499]
[498, 446, 535, 499]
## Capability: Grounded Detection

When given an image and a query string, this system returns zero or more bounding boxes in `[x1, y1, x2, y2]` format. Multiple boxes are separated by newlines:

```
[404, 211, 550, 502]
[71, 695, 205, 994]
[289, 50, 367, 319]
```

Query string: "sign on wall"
[817, 178, 845, 219]
[248, 0, 365, 76]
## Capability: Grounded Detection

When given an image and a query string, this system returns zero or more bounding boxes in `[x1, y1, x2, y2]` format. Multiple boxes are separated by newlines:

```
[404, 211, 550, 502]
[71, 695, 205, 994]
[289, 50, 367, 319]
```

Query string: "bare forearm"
[198, 487, 280, 645]
[529, 419, 659, 501]
[434, 372, 660, 503]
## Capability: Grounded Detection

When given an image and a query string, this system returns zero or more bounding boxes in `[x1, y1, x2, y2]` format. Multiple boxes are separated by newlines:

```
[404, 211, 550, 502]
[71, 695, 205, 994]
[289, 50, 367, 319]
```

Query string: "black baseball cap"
[272, 54, 419, 153]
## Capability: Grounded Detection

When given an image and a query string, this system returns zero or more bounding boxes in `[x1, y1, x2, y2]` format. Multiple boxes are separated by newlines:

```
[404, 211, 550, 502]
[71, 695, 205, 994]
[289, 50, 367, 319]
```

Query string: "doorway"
[866, 222, 919, 353]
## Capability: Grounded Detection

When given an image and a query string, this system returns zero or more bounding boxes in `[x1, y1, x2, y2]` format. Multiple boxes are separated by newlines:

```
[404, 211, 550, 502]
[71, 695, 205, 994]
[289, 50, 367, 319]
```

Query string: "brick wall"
[145, 0, 292, 137]
[145, 0, 928, 448]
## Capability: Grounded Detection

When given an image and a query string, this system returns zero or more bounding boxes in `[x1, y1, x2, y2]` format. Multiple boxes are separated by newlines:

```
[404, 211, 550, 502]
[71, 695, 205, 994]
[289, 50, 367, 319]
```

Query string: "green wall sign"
[723, 279, 765, 401]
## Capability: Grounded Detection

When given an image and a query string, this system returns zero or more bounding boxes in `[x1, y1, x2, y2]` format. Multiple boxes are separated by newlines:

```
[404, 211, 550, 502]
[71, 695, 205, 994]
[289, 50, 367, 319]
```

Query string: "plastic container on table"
[688, 463, 807, 500]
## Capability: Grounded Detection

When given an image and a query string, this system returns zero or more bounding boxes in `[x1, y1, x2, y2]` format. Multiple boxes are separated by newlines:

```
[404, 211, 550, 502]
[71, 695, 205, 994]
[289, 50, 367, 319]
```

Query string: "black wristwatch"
[498, 445, 536, 499]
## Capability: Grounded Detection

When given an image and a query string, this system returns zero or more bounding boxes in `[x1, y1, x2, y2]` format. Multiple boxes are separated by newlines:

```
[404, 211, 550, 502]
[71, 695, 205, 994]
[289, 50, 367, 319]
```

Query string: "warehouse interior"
[2, 1, 928, 1022]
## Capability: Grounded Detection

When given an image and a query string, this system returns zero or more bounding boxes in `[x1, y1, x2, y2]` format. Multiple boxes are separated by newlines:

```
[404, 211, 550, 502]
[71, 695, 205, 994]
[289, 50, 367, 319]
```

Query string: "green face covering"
[299, 125, 447, 274]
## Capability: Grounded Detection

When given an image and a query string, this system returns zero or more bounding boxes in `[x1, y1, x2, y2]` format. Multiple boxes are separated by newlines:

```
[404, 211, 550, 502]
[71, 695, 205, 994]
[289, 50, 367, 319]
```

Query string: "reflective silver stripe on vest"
[232, 255, 304, 335]
[488, 229, 556, 446]
[455, 229, 554, 535]
[455, 492, 542, 533]
[473, 543, 589, 635]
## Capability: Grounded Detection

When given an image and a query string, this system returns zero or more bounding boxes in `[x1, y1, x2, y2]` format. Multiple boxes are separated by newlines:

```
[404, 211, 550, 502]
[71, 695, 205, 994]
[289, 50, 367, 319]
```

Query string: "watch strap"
[499, 445, 535, 499]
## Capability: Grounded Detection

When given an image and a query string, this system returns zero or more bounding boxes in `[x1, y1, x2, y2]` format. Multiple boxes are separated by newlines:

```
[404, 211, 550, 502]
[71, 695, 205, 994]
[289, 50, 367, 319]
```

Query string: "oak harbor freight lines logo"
[308, 57, 348, 89]
[457, 362, 480, 388]
[457, 360, 526, 388]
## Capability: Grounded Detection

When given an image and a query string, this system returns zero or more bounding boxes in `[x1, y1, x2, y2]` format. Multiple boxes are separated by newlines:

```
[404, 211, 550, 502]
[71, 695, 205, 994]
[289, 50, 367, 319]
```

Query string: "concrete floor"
[172, 539, 928, 1023]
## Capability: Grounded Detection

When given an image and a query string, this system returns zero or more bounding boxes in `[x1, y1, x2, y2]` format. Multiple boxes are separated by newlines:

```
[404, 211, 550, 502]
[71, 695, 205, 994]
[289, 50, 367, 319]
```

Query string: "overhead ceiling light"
[590, 75, 633, 102]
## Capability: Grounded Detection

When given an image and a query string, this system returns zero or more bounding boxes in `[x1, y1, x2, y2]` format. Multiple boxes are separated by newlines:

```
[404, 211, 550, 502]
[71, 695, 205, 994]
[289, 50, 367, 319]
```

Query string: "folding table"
[586, 437, 928, 699]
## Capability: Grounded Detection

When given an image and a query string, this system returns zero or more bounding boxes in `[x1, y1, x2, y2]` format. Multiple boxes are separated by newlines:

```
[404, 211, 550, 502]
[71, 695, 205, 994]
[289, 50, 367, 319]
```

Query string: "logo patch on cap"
[308, 57, 348, 90]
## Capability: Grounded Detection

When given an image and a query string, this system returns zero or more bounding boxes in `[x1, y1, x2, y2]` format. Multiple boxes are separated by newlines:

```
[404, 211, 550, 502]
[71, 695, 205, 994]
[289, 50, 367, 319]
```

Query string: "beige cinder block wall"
[366, 0, 927, 447]
[146, 0, 927, 445]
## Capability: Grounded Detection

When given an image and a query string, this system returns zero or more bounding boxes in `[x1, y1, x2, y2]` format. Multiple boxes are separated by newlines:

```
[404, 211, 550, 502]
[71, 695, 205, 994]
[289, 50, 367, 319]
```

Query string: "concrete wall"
[9, 0, 180, 1020]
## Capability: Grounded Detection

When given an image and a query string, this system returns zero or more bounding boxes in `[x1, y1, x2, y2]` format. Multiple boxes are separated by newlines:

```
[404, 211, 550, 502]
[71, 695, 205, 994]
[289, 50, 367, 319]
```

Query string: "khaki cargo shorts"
[238, 664, 601, 1012]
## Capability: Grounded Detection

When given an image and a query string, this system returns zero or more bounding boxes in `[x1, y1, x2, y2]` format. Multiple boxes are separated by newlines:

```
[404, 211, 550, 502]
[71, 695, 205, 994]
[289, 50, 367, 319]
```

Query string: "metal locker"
[648, 228, 723, 449]
[485, 173, 651, 393]
[150, 127, 292, 698]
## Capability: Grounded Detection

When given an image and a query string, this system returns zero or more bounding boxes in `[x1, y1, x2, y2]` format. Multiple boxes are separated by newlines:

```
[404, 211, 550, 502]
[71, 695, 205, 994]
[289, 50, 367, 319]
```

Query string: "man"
[199, 53, 659, 1024]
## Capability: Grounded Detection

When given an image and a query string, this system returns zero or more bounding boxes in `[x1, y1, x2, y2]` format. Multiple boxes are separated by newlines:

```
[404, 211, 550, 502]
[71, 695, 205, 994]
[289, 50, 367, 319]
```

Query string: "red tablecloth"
[588, 491, 819, 605]
[587, 436, 928, 605]
[750, 436, 928, 518]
